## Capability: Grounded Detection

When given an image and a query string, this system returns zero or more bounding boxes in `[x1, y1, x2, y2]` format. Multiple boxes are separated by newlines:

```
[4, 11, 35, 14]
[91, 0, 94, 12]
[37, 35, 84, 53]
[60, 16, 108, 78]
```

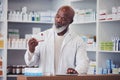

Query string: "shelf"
[98, 50, 120, 53]
[69, 0, 83, 2]
[8, 48, 27, 50]
[8, 20, 53, 24]
[72, 21, 96, 24]
[87, 49, 96, 52]
[7, 75, 21, 77]
[99, 19, 120, 23]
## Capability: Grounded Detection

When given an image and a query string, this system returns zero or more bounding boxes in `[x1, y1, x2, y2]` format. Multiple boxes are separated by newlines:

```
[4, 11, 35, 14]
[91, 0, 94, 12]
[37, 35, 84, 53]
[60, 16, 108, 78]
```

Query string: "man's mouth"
[56, 23, 62, 28]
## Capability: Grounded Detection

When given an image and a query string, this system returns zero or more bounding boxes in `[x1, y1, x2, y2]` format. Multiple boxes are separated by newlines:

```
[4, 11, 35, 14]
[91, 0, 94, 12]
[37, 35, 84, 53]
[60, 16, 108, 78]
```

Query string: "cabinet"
[0, 0, 120, 80]
[97, 0, 120, 74]
[7, 0, 55, 80]
[0, 0, 7, 80]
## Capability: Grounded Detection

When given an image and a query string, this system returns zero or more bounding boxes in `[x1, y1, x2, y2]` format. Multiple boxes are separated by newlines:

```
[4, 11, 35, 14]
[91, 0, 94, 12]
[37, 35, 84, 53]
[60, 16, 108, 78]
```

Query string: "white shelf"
[72, 21, 96, 24]
[99, 19, 120, 23]
[69, 0, 83, 2]
[7, 75, 21, 77]
[87, 49, 96, 52]
[98, 50, 120, 53]
[8, 20, 53, 24]
[8, 48, 27, 50]
[87, 50, 96, 52]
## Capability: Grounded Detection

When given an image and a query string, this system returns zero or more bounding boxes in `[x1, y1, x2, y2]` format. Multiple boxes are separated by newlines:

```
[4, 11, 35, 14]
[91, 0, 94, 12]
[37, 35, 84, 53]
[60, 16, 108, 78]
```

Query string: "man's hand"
[67, 68, 78, 74]
[28, 38, 38, 53]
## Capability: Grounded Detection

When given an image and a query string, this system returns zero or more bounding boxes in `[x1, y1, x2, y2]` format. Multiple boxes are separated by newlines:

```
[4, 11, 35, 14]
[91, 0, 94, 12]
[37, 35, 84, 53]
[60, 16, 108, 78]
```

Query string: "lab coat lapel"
[61, 31, 72, 52]
[51, 29, 55, 74]
[47, 29, 55, 74]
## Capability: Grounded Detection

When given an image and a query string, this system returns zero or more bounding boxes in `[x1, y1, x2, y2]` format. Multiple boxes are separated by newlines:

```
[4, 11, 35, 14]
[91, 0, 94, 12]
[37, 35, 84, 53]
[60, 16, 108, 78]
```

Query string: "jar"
[19, 65, 22, 74]
[7, 65, 12, 74]
[22, 65, 25, 74]
[12, 65, 16, 74]
[16, 65, 20, 74]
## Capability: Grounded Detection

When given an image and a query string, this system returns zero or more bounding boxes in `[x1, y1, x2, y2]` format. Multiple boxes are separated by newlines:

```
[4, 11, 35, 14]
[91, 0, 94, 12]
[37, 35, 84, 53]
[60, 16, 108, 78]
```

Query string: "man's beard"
[54, 24, 68, 33]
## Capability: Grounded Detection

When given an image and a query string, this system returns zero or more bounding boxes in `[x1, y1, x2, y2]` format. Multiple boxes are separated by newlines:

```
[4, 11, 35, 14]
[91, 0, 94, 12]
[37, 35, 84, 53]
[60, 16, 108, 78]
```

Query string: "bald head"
[54, 5, 75, 35]
[57, 5, 75, 20]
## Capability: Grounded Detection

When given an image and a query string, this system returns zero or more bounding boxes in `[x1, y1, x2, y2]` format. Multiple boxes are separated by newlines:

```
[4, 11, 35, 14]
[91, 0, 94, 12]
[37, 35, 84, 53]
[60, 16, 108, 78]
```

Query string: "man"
[25, 5, 89, 75]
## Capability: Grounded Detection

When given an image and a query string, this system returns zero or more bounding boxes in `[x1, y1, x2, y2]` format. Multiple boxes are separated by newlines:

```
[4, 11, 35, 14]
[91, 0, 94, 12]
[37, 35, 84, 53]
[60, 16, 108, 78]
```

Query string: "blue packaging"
[103, 68, 108, 74]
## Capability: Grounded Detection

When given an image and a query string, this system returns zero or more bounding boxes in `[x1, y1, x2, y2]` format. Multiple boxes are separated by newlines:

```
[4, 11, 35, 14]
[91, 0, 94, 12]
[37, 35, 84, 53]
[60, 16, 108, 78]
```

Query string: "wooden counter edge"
[17, 74, 120, 80]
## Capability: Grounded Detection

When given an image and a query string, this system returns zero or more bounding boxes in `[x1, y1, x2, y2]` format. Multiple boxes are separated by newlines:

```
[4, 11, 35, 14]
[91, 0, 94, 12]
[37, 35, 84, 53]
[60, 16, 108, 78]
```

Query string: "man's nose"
[57, 18, 62, 23]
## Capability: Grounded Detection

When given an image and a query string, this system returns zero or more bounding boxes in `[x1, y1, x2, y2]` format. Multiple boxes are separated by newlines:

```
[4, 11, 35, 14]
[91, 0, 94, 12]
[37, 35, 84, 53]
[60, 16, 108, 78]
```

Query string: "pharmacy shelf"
[87, 50, 96, 52]
[72, 21, 96, 24]
[69, 0, 83, 2]
[8, 48, 27, 50]
[98, 50, 120, 53]
[99, 19, 120, 23]
[7, 75, 21, 77]
[8, 20, 53, 24]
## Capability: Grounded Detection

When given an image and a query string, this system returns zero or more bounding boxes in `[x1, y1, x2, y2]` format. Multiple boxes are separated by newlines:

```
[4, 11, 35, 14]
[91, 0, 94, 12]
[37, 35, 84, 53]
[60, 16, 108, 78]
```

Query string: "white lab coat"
[25, 27, 89, 75]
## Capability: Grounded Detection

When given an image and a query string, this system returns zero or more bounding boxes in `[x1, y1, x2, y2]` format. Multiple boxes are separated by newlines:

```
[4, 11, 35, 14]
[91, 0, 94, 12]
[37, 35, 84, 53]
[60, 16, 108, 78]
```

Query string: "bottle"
[22, 65, 25, 75]
[16, 65, 20, 74]
[7, 65, 12, 74]
[12, 65, 16, 74]
[118, 39, 120, 51]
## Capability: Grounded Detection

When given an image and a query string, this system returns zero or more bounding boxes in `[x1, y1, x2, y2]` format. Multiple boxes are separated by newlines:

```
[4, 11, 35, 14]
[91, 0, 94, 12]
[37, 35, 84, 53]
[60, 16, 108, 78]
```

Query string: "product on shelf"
[7, 65, 38, 75]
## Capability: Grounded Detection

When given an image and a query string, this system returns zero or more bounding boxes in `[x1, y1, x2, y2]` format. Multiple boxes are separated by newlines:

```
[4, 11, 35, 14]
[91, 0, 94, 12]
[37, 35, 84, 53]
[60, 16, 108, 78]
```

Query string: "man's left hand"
[67, 68, 78, 74]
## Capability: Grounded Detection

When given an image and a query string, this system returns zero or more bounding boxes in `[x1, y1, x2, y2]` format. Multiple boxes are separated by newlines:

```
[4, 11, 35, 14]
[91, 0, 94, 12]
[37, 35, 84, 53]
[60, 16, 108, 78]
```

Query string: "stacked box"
[100, 42, 113, 51]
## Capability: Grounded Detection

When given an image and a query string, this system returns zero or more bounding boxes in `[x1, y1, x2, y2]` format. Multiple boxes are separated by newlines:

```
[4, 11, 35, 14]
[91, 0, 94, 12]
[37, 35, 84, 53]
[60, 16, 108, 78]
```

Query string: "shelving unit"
[97, 0, 120, 74]
[8, 20, 53, 24]
[0, 0, 119, 80]
[0, 0, 7, 80]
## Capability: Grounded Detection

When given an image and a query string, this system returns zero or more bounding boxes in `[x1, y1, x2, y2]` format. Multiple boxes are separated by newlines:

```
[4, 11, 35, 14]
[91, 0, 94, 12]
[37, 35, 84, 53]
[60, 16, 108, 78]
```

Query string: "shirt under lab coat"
[24, 27, 89, 75]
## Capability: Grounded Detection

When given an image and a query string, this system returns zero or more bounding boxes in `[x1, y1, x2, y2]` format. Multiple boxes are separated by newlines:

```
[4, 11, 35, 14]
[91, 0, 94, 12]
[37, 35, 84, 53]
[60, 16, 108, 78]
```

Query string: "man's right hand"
[28, 38, 38, 53]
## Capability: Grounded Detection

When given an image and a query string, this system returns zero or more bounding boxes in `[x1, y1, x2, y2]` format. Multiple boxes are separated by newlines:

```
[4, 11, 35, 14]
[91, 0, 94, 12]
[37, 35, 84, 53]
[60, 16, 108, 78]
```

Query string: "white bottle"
[16, 11, 20, 21]
[28, 12, 32, 21]
[18, 12, 22, 21]
[12, 11, 16, 21]
[22, 13, 28, 21]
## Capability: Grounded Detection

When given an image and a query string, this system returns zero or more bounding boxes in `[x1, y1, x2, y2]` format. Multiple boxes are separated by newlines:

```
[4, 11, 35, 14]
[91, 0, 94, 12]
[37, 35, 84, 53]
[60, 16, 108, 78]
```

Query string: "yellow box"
[0, 40, 4, 48]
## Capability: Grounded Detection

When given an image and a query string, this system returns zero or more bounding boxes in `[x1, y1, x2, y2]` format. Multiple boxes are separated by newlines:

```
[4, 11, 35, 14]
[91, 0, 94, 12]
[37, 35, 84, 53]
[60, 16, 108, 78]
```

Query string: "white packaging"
[28, 12, 32, 21]
[32, 32, 45, 42]
[24, 68, 43, 76]
[22, 6, 27, 14]
[117, 6, 120, 13]
[106, 14, 112, 20]
[32, 27, 41, 35]
[25, 34, 32, 40]
[112, 7, 117, 14]
[22, 13, 28, 21]
[112, 13, 118, 19]
[12, 11, 16, 21]
[112, 68, 119, 74]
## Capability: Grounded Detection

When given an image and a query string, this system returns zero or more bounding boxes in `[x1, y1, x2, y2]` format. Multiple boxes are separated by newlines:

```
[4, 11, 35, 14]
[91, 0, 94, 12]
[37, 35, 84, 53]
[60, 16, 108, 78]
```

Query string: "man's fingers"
[67, 68, 78, 74]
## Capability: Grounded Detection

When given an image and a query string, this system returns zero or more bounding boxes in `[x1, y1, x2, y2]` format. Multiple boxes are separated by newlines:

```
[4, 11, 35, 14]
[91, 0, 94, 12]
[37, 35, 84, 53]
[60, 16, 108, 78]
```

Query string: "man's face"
[55, 9, 72, 29]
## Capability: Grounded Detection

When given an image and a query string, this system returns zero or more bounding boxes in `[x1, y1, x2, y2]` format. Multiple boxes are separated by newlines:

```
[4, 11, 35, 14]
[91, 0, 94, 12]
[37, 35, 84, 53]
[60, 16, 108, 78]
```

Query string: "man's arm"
[75, 38, 89, 74]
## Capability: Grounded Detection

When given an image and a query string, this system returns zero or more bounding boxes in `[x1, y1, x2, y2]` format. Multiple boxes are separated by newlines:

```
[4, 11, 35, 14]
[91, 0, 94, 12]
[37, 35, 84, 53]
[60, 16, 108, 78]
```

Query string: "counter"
[17, 74, 120, 80]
